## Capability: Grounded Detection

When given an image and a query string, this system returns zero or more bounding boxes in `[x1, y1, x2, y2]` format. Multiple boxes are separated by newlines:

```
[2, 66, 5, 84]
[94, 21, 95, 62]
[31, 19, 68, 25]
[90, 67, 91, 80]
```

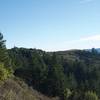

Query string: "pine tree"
[46, 53, 66, 96]
[0, 33, 12, 81]
[0, 33, 11, 67]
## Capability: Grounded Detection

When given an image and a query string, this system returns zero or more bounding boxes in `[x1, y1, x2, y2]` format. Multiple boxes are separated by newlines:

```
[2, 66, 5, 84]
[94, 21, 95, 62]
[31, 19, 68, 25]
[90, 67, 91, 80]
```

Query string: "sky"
[0, 0, 100, 51]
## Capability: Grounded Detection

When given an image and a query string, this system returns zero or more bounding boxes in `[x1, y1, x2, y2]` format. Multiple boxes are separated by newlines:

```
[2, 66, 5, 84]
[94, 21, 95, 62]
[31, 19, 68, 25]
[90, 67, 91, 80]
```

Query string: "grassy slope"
[0, 77, 60, 100]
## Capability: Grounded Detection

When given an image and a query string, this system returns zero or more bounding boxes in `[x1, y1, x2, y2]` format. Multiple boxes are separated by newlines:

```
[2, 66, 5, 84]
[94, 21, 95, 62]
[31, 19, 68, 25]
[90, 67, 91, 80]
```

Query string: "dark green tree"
[45, 53, 66, 96]
[0, 33, 12, 81]
[0, 33, 11, 67]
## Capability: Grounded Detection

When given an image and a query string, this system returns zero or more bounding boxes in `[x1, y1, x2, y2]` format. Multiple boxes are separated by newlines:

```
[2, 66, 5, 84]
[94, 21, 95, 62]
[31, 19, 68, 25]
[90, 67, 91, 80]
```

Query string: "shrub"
[63, 88, 72, 100]
[0, 63, 12, 82]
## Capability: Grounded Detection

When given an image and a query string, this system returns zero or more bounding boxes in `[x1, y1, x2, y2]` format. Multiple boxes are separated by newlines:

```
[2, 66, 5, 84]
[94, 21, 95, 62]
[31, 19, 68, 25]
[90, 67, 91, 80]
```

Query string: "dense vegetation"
[8, 46, 100, 100]
[0, 33, 59, 100]
[0, 33, 100, 100]
[0, 33, 12, 82]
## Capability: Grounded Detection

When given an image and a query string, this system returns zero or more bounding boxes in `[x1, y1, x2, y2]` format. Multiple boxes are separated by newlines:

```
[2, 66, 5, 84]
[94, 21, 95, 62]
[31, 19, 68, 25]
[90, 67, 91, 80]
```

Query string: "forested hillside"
[8, 46, 100, 100]
[0, 33, 100, 100]
[0, 33, 59, 100]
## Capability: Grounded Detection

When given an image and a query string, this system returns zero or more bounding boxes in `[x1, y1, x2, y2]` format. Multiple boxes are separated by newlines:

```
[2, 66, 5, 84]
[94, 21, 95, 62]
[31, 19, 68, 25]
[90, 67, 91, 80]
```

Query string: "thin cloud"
[59, 34, 100, 50]
[80, 34, 100, 41]
[48, 34, 100, 51]
[80, 0, 94, 4]
[64, 34, 100, 44]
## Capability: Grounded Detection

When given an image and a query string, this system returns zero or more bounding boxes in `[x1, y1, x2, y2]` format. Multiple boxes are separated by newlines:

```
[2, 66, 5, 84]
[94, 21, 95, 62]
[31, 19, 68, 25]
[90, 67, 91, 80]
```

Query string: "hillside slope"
[0, 77, 60, 100]
[8, 47, 100, 99]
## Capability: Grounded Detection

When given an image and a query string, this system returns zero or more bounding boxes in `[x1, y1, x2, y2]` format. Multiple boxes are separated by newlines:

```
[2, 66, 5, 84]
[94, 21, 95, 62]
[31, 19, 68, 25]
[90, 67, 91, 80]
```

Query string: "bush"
[63, 88, 72, 100]
[0, 63, 12, 82]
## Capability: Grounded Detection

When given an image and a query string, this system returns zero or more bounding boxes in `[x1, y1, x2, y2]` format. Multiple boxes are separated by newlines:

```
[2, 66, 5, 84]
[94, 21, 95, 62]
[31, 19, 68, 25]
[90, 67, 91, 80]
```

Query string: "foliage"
[63, 88, 72, 100]
[0, 63, 11, 81]
[0, 33, 11, 67]
[8, 47, 100, 99]
[1, 32, 100, 99]
[84, 91, 98, 100]
[3, 31, 100, 99]
[0, 33, 12, 82]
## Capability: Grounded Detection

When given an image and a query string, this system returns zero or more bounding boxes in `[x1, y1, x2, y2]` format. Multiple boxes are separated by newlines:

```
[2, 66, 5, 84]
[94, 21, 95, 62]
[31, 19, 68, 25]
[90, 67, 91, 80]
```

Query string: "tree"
[0, 33, 11, 67]
[31, 55, 48, 90]
[91, 48, 98, 55]
[0, 33, 12, 82]
[45, 53, 67, 96]
[84, 91, 98, 100]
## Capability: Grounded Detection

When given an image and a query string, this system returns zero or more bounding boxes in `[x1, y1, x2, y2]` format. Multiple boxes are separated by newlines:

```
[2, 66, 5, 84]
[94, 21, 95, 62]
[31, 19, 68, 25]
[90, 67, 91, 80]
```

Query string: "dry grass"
[0, 78, 60, 100]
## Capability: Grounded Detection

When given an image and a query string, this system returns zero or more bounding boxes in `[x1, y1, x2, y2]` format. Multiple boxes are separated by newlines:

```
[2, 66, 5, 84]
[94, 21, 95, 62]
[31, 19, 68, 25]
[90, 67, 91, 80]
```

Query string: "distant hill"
[85, 48, 100, 53]
[96, 48, 100, 53]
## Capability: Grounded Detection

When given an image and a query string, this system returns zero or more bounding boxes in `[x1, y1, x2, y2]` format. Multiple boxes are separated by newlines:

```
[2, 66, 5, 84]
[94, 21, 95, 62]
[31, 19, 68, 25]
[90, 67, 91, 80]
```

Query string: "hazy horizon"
[0, 0, 100, 51]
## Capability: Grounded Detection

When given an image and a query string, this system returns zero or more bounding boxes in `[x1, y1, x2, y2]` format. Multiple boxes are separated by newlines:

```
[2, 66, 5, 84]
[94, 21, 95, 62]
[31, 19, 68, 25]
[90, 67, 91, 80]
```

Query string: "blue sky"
[0, 0, 100, 51]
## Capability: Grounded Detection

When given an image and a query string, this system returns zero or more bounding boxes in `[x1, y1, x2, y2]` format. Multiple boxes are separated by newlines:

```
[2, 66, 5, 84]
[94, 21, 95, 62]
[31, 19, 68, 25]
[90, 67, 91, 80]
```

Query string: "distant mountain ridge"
[96, 48, 100, 52]
[85, 48, 100, 53]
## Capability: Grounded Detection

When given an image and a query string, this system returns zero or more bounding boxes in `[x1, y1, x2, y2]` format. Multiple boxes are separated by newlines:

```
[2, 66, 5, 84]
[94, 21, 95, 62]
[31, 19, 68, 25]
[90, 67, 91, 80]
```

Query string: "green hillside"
[8, 47, 100, 100]
[0, 33, 100, 100]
